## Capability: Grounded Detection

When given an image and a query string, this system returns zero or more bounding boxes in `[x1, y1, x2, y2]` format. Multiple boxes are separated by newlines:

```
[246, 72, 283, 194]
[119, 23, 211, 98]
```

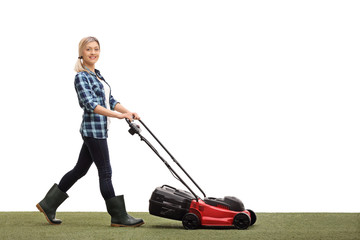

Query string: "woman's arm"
[114, 103, 130, 114]
[114, 103, 140, 120]
[94, 105, 134, 120]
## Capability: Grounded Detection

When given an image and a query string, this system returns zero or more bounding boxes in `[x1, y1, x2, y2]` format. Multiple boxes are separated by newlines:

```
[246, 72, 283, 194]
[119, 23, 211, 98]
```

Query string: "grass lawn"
[0, 212, 359, 240]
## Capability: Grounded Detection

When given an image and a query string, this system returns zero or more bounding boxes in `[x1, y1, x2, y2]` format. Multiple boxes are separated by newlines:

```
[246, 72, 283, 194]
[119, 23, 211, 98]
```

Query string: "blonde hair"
[74, 36, 100, 72]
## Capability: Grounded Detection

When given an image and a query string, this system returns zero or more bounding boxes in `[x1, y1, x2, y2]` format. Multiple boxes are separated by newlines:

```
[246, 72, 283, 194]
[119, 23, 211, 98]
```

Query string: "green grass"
[0, 212, 359, 240]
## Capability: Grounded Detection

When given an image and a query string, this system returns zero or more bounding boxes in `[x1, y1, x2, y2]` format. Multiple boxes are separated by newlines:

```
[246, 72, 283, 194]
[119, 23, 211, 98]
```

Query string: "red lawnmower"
[126, 119, 256, 230]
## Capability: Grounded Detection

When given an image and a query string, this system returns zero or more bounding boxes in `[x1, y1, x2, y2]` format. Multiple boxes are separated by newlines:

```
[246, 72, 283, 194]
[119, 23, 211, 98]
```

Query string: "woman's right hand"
[117, 112, 134, 121]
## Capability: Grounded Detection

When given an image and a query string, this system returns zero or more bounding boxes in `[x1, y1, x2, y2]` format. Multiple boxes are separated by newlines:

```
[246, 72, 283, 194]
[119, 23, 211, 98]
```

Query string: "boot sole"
[111, 222, 144, 227]
[36, 203, 60, 225]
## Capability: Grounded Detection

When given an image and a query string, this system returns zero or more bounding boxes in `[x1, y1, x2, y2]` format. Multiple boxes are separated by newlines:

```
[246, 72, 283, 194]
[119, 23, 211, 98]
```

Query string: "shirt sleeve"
[109, 94, 120, 111]
[74, 73, 99, 112]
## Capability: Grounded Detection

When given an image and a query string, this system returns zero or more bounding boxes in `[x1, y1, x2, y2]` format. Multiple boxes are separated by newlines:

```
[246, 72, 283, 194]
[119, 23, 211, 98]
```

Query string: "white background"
[0, 0, 359, 212]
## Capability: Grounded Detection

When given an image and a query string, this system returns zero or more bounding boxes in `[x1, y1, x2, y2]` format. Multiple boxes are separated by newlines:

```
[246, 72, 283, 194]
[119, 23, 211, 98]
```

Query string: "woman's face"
[82, 41, 100, 67]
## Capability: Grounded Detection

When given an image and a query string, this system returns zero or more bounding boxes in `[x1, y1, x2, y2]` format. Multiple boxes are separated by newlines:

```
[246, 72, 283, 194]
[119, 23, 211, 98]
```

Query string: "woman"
[36, 36, 144, 227]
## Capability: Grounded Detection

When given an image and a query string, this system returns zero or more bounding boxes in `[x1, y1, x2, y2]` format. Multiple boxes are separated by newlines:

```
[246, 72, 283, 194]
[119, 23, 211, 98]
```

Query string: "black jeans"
[58, 137, 115, 200]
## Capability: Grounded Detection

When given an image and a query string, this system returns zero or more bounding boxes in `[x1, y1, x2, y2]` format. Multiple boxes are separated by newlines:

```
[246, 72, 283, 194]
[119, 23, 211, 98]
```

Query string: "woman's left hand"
[131, 112, 141, 120]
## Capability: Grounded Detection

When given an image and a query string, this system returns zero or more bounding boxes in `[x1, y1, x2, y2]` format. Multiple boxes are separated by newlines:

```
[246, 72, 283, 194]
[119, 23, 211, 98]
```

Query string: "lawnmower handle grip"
[125, 114, 136, 125]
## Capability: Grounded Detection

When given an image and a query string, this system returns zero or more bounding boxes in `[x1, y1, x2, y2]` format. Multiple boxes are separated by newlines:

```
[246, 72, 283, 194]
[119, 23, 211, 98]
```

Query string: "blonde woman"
[36, 36, 144, 227]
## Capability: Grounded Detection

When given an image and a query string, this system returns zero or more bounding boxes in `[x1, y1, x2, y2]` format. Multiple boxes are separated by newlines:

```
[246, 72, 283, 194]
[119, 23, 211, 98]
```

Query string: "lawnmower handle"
[126, 119, 142, 135]
[125, 118, 132, 124]
[126, 118, 207, 199]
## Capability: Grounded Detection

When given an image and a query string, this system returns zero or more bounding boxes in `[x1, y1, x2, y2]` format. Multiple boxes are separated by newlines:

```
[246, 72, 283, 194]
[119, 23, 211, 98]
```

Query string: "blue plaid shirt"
[74, 69, 119, 139]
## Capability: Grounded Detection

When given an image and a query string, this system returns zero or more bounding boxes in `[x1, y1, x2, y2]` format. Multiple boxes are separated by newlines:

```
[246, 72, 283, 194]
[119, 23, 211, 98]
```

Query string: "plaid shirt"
[74, 69, 119, 139]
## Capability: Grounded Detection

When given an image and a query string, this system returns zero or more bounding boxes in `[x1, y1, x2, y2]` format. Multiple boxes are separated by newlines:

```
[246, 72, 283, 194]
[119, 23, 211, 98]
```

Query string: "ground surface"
[0, 212, 359, 240]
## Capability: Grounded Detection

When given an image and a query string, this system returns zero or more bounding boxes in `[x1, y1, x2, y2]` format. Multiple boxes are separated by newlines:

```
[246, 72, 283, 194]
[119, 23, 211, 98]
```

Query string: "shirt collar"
[84, 66, 101, 77]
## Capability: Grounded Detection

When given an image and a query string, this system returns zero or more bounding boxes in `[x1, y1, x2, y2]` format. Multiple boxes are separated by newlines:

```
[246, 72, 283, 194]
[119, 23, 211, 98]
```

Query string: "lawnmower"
[125, 118, 256, 230]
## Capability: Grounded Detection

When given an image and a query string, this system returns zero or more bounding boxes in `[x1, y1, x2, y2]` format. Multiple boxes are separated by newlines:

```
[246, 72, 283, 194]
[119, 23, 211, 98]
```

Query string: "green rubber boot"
[106, 195, 144, 227]
[36, 184, 68, 225]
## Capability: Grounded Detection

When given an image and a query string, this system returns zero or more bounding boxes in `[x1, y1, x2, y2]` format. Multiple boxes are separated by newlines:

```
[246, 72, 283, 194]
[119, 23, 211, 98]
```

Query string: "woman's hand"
[116, 112, 140, 121]
[113, 104, 140, 121]
[131, 112, 140, 120]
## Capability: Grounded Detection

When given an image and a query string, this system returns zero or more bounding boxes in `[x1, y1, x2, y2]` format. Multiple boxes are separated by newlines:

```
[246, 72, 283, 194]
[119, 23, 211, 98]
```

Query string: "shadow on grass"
[148, 224, 258, 231]
[149, 224, 184, 230]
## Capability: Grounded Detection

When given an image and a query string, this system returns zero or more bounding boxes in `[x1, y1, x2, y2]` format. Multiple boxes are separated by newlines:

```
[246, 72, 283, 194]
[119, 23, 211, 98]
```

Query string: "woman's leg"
[77, 138, 144, 227]
[83, 137, 115, 200]
[58, 141, 93, 193]
[37, 141, 92, 225]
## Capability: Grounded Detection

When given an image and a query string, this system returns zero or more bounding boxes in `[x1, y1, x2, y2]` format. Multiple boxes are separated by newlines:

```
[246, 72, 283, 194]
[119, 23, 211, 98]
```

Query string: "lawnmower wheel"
[182, 213, 200, 230]
[247, 209, 257, 226]
[233, 212, 251, 230]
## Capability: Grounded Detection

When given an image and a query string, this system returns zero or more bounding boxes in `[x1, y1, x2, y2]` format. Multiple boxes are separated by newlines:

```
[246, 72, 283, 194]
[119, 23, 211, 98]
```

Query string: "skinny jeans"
[58, 136, 115, 200]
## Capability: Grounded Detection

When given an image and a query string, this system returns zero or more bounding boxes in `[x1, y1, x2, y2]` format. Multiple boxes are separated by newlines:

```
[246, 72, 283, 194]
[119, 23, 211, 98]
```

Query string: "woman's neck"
[84, 63, 95, 73]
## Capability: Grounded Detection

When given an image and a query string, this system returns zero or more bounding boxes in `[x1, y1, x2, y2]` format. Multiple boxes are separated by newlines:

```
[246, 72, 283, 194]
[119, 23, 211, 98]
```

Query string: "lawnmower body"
[149, 185, 256, 230]
[186, 199, 254, 229]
